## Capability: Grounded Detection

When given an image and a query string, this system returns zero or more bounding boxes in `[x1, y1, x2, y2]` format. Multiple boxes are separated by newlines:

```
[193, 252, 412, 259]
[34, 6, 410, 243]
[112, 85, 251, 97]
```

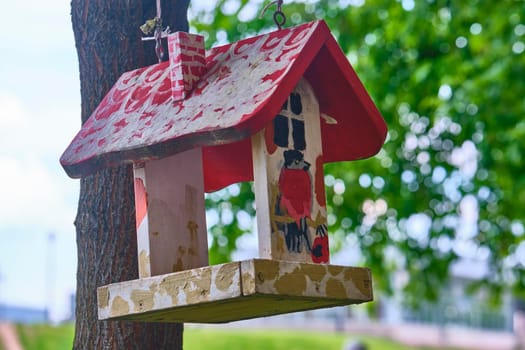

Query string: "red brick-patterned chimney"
[167, 32, 206, 101]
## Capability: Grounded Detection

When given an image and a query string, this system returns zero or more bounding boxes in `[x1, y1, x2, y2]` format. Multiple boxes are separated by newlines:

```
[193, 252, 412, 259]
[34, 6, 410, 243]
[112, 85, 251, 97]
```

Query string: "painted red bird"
[278, 150, 312, 253]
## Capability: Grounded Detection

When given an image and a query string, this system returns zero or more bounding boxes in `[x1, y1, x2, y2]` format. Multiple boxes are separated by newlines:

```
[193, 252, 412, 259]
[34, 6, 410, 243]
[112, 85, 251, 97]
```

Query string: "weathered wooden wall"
[253, 78, 329, 264]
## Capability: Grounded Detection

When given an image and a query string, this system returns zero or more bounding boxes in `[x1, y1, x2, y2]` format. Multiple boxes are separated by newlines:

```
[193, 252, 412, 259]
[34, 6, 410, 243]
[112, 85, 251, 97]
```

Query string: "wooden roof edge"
[60, 124, 258, 179]
[323, 32, 388, 156]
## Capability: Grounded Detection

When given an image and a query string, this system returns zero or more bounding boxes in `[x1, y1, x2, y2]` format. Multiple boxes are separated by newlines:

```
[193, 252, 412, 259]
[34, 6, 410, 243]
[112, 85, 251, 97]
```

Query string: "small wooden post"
[133, 148, 208, 277]
[252, 78, 329, 264]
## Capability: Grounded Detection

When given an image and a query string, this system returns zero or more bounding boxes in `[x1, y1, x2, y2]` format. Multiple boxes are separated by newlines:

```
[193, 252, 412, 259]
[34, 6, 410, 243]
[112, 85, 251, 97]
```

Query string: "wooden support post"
[252, 78, 329, 264]
[133, 148, 208, 278]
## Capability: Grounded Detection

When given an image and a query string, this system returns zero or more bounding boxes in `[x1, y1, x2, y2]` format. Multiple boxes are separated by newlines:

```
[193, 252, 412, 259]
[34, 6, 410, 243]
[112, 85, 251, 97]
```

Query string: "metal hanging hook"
[260, 0, 286, 30]
[154, 21, 165, 62]
[140, 0, 171, 63]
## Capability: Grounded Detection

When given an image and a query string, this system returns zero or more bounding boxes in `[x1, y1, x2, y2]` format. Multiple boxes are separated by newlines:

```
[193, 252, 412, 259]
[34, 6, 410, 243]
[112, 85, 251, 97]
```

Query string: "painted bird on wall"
[278, 149, 312, 253]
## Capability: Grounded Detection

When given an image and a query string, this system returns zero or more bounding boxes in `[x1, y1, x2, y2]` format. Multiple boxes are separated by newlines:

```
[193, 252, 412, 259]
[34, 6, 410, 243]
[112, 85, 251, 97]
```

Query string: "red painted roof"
[61, 20, 387, 192]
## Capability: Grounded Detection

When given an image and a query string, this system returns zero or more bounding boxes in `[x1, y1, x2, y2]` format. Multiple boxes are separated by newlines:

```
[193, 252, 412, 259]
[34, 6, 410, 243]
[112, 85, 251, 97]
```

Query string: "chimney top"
[168, 32, 206, 101]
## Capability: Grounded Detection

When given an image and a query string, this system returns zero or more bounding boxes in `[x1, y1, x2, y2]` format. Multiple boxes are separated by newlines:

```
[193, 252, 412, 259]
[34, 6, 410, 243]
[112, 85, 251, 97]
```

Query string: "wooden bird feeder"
[61, 20, 387, 323]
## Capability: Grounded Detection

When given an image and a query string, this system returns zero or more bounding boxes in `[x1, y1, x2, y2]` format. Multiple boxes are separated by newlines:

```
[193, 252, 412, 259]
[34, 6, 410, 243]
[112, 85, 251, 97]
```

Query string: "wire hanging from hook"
[156, 0, 162, 19]
[153, 0, 164, 62]
[260, 0, 286, 30]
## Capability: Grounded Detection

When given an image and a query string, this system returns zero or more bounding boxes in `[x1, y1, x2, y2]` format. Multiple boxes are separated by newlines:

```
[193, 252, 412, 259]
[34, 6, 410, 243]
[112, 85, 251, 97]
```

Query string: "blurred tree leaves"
[191, 0, 525, 304]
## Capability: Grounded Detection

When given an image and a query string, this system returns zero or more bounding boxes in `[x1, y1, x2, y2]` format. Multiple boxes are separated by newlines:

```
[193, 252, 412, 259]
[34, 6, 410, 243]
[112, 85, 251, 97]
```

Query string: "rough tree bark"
[71, 1, 190, 348]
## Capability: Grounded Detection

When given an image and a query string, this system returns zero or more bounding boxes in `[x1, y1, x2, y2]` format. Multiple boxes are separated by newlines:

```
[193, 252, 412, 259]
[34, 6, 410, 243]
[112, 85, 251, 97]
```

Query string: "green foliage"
[16, 323, 74, 350]
[206, 182, 255, 263]
[185, 328, 344, 350]
[8, 323, 458, 350]
[184, 328, 455, 350]
[191, 1, 525, 304]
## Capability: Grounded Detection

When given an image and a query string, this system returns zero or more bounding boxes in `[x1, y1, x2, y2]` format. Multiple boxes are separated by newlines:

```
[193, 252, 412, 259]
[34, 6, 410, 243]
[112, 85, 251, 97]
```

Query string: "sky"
[0, 1, 81, 321]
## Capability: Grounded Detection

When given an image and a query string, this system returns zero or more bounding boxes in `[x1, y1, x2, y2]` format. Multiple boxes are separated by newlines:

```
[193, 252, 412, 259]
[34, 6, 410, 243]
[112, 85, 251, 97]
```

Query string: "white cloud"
[0, 155, 78, 233]
[0, 87, 79, 153]
[0, 1, 74, 50]
[0, 91, 25, 128]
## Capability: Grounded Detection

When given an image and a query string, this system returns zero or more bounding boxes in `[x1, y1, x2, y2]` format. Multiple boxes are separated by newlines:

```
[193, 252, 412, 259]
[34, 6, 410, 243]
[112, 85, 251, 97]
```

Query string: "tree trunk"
[71, 1, 190, 348]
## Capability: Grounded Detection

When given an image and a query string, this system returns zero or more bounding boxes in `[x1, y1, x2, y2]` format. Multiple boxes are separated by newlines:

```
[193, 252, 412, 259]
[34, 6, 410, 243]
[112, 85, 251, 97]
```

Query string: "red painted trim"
[323, 36, 387, 156]
[134, 178, 148, 229]
[314, 155, 326, 207]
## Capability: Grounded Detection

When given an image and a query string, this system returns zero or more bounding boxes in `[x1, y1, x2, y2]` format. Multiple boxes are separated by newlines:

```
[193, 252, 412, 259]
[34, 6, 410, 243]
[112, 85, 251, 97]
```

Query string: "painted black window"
[290, 92, 302, 115]
[273, 114, 289, 148]
[292, 118, 306, 150]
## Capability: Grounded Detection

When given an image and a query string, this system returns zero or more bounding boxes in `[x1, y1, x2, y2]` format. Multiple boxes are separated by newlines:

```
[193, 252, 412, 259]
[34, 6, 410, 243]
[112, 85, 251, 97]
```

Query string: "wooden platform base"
[97, 259, 373, 323]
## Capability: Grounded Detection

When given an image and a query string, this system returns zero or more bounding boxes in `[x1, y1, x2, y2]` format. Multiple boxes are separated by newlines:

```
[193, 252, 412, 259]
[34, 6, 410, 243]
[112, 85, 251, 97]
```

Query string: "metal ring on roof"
[273, 10, 286, 30]
[260, 0, 287, 30]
